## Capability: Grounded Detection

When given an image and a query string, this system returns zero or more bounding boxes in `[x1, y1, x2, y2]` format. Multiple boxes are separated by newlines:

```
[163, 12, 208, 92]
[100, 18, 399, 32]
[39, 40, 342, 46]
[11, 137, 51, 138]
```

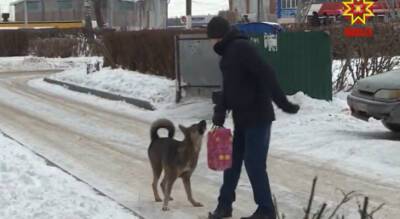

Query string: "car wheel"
[382, 121, 400, 133]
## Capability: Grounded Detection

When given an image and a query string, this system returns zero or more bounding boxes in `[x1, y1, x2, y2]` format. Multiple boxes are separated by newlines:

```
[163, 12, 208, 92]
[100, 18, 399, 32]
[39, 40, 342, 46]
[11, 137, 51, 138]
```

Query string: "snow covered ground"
[28, 59, 400, 187]
[273, 93, 400, 186]
[1, 56, 400, 218]
[0, 56, 102, 72]
[0, 132, 137, 219]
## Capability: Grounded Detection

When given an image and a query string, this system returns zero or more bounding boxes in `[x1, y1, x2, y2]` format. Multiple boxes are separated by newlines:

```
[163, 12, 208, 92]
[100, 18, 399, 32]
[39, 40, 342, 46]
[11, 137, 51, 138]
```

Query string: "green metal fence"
[252, 31, 332, 101]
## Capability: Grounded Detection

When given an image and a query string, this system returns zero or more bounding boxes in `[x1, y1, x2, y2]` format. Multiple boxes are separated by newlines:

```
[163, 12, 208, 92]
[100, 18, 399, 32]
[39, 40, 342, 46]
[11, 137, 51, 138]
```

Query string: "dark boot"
[208, 205, 232, 219]
[240, 207, 275, 219]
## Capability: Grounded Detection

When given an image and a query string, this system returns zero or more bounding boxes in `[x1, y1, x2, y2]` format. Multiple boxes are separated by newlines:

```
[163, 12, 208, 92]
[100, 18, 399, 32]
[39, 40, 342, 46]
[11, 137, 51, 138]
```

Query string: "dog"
[148, 119, 207, 211]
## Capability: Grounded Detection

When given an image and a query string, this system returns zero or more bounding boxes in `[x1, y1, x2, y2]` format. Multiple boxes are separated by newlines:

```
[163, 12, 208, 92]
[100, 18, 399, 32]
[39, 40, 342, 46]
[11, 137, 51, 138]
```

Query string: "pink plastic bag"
[207, 127, 233, 171]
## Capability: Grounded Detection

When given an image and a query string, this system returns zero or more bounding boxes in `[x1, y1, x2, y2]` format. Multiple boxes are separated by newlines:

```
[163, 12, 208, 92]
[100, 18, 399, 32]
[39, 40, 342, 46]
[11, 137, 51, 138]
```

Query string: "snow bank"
[49, 67, 176, 108]
[0, 132, 137, 219]
[0, 56, 102, 72]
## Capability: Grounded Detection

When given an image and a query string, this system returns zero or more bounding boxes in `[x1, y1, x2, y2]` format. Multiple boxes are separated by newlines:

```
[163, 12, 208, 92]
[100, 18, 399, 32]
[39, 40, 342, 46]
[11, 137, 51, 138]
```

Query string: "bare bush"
[274, 177, 385, 219]
[334, 56, 400, 92]
[29, 37, 79, 58]
[0, 29, 92, 57]
[0, 31, 29, 56]
[29, 34, 100, 58]
[332, 23, 400, 91]
[102, 29, 205, 79]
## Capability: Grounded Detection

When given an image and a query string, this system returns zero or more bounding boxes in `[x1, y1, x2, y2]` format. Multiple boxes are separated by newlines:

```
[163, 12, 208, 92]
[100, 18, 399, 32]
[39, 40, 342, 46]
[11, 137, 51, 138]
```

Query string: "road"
[0, 70, 399, 219]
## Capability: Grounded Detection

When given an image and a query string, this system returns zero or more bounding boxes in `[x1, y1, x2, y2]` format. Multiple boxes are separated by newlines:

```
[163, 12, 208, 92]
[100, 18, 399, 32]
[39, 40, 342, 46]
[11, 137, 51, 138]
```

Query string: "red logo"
[342, 0, 375, 37]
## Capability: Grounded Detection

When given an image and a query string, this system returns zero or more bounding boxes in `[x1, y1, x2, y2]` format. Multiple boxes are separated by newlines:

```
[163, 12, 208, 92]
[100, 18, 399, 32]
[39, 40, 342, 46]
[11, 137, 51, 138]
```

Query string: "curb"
[43, 78, 155, 111]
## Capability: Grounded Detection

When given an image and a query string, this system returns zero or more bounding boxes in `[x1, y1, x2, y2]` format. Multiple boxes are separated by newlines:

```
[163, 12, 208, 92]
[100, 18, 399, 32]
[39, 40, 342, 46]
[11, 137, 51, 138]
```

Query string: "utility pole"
[24, 0, 28, 27]
[84, 0, 94, 40]
[186, 0, 192, 29]
[257, 0, 263, 22]
[166, 0, 169, 29]
[108, 0, 113, 28]
[154, 0, 160, 28]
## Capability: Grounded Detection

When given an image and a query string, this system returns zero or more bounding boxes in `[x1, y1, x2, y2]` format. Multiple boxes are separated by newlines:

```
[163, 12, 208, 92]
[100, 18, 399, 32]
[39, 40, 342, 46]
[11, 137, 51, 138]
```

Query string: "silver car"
[347, 69, 400, 132]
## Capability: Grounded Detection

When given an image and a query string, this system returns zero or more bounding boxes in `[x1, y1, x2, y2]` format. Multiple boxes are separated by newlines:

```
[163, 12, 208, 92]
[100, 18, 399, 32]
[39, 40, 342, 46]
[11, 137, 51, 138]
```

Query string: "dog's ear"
[199, 120, 206, 126]
[198, 120, 207, 134]
[179, 125, 188, 135]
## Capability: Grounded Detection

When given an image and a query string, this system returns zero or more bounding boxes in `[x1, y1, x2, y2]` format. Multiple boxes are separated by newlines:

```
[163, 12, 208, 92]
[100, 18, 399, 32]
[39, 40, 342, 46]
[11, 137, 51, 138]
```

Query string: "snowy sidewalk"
[0, 131, 137, 219]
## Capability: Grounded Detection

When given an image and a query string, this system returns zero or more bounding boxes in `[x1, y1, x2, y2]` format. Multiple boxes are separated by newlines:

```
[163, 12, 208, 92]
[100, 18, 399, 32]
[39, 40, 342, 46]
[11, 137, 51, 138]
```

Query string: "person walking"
[310, 11, 321, 27]
[207, 17, 300, 219]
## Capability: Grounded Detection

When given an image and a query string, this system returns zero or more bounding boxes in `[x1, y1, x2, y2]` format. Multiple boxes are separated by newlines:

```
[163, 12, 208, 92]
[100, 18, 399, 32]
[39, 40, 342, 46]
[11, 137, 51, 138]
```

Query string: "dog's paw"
[192, 202, 203, 207]
[155, 198, 162, 202]
[162, 206, 170, 211]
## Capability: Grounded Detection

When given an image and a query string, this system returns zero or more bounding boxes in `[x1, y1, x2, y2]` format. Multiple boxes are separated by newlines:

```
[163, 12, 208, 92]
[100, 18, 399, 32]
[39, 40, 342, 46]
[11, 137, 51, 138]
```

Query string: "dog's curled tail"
[150, 119, 175, 141]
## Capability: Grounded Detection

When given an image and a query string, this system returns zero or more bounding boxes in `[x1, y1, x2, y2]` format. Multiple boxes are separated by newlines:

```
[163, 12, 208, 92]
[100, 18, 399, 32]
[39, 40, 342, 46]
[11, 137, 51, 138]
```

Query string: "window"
[119, 0, 134, 10]
[57, 0, 73, 10]
[282, 0, 286, 9]
[281, 0, 297, 9]
[27, 1, 40, 11]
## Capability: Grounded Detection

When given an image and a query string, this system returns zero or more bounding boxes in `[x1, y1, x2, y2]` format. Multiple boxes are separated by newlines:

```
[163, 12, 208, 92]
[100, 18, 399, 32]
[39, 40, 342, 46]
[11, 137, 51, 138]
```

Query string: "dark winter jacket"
[213, 28, 296, 127]
[310, 12, 321, 27]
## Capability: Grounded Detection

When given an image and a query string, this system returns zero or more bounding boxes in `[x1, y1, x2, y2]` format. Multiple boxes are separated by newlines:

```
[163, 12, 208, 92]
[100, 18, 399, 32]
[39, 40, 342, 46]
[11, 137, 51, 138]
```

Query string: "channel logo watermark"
[342, 0, 375, 37]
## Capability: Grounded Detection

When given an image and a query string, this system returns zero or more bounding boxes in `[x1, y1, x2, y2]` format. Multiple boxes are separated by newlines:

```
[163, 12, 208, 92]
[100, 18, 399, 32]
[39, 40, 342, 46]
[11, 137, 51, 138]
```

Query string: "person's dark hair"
[207, 16, 231, 39]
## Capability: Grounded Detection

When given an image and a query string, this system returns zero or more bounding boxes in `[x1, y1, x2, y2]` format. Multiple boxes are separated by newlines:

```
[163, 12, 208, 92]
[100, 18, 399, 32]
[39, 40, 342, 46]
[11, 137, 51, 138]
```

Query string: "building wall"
[231, 0, 276, 22]
[147, 0, 168, 29]
[110, 0, 167, 30]
[14, 0, 167, 30]
[14, 0, 84, 21]
[15, 0, 43, 22]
